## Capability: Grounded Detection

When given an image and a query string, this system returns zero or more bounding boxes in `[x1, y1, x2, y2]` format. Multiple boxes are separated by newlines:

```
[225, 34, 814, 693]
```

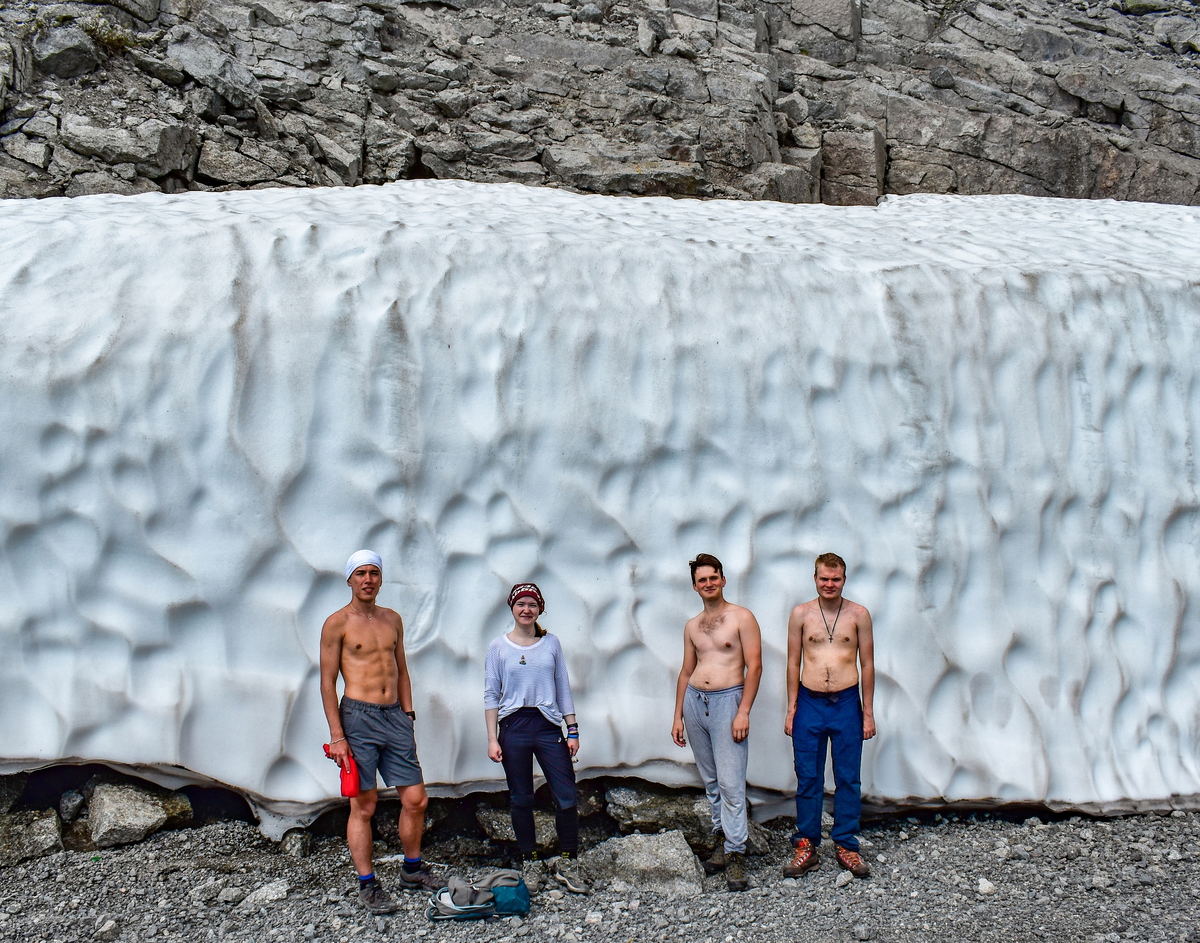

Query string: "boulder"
[58, 789, 85, 824]
[791, 0, 862, 42]
[606, 786, 716, 850]
[110, 0, 160, 21]
[0, 773, 27, 815]
[580, 830, 704, 896]
[0, 810, 63, 866]
[464, 130, 541, 161]
[777, 93, 810, 127]
[605, 784, 772, 854]
[2, 133, 52, 170]
[821, 128, 885, 205]
[65, 171, 160, 198]
[87, 783, 190, 847]
[60, 115, 196, 177]
[311, 133, 361, 184]
[476, 807, 558, 846]
[541, 148, 703, 196]
[189, 878, 225, 902]
[744, 160, 819, 203]
[279, 828, 312, 858]
[166, 26, 262, 109]
[127, 50, 186, 86]
[33, 27, 102, 79]
[93, 915, 120, 942]
[196, 141, 276, 183]
[238, 879, 288, 908]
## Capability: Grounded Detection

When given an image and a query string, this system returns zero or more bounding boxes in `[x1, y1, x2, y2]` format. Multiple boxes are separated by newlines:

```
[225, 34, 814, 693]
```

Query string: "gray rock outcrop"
[87, 782, 193, 848]
[0, 773, 27, 815]
[0, 809, 63, 866]
[476, 806, 559, 846]
[0, 0, 1198, 202]
[580, 829, 705, 896]
[606, 784, 771, 854]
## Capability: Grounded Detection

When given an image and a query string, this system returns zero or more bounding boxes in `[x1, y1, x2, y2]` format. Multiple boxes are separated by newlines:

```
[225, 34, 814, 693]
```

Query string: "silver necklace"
[820, 598, 843, 643]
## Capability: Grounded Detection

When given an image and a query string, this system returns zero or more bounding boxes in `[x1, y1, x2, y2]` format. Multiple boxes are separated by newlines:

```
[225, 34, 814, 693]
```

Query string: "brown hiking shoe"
[783, 837, 819, 877]
[725, 852, 748, 892]
[704, 844, 728, 875]
[396, 863, 448, 892]
[836, 845, 870, 878]
[357, 878, 399, 914]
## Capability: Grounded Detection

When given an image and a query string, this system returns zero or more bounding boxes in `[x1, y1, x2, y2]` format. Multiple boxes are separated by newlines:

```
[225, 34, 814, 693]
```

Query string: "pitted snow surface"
[1, 182, 1199, 826]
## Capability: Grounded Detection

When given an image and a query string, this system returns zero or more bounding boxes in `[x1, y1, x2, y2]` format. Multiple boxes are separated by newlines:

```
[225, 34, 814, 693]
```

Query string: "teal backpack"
[427, 870, 531, 921]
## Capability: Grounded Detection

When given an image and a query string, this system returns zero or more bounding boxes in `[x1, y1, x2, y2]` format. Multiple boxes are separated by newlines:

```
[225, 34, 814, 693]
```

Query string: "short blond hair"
[814, 552, 846, 576]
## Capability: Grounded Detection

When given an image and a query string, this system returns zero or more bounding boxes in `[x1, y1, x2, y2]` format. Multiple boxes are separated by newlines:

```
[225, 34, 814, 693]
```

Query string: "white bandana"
[345, 549, 383, 580]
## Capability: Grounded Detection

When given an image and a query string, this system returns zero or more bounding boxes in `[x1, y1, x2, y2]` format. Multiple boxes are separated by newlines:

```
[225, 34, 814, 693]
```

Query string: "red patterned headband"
[508, 583, 545, 612]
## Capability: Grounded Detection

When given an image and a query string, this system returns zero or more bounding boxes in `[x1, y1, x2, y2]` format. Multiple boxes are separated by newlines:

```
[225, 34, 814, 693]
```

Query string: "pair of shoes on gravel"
[704, 843, 749, 892]
[781, 839, 871, 879]
[523, 855, 590, 894]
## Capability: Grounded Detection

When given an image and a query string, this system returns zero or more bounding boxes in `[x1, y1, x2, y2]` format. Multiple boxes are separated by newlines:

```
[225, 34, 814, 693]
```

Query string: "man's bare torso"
[328, 604, 404, 704]
[684, 603, 755, 690]
[794, 598, 868, 692]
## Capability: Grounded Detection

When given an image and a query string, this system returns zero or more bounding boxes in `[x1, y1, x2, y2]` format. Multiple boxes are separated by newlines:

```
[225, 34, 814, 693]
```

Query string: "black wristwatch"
[405, 710, 416, 720]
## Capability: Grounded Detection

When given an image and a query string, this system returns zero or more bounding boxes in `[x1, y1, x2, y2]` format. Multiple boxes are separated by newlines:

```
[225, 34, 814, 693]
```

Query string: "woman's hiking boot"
[783, 837, 819, 877]
[725, 852, 749, 892]
[521, 856, 546, 893]
[551, 855, 589, 894]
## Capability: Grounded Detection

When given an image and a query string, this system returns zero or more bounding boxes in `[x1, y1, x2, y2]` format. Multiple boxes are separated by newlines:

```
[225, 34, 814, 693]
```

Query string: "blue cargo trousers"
[791, 684, 863, 853]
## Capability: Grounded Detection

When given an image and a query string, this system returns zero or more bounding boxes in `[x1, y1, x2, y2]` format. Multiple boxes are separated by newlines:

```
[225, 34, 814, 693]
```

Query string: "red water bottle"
[323, 743, 361, 798]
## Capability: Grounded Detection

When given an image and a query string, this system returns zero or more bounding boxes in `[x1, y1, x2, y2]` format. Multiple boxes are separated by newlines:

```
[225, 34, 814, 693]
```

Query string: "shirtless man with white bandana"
[320, 550, 445, 915]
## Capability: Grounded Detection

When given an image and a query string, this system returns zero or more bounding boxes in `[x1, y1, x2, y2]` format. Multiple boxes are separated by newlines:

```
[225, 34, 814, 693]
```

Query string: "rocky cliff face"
[1, 0, 1198, 203]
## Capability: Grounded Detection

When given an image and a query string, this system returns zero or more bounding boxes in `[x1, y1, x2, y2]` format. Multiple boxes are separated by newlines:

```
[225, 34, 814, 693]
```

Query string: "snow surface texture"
[1, 182, 1199, 833]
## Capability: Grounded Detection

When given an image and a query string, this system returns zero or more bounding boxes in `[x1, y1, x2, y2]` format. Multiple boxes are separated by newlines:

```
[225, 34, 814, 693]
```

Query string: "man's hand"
[327, 738, 352, 768]
[731, 710, 750, 743]
[566, 736, 579, 758]
[671, 719, 687, 747]
[863, 712, 876, 740]
[784, 707, 795, 737]
[488, 740, 503, 763]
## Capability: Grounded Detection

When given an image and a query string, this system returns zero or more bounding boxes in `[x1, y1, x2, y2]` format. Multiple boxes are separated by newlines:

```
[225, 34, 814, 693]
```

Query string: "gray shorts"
[340, 697, 423, 792]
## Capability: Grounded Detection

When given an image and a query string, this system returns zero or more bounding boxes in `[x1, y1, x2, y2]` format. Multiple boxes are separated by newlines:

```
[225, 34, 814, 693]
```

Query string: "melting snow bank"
[1, 182, 1199, 836]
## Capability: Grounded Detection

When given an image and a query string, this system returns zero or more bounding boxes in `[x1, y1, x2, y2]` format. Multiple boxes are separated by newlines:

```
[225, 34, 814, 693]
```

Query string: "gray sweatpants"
[682, 684, 748, 854]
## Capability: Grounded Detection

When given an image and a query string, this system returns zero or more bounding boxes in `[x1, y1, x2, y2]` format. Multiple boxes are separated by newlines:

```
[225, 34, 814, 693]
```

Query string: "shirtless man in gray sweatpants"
[671, 553, 763, 892]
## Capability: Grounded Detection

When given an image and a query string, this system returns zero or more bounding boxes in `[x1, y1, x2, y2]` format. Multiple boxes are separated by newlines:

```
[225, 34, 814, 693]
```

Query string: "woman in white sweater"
[484, 582, 587, 894]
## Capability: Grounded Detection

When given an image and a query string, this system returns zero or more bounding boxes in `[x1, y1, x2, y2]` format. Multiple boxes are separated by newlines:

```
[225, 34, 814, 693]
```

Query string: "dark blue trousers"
[499, 708, 578, 855]
[791, 685, 863, 852]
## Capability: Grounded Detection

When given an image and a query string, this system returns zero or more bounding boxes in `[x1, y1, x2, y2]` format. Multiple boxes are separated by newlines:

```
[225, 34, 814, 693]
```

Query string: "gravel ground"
[1, 811, 1197, 943]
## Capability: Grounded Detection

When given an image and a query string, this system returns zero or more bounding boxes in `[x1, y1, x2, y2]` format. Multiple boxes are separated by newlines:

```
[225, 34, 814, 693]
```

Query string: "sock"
[560, 851, 575, 860]
[403, 856, 422, 874]
[359, 872, 375, 885]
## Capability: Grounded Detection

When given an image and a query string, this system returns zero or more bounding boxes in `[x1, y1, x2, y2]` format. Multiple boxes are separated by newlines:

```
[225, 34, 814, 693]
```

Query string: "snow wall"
[1, 181, 1199, 834]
